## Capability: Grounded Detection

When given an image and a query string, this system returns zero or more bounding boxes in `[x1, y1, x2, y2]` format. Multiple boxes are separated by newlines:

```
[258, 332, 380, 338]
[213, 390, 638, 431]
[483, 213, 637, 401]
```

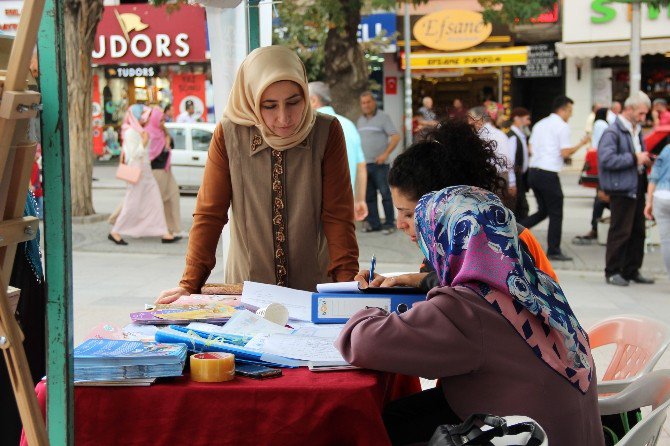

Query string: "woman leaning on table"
[337, 186, 603, 446]
[157, 46, 358, 303]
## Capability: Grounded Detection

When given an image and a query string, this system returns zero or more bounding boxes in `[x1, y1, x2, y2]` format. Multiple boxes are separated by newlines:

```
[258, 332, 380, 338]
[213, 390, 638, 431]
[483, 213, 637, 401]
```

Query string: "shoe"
[626, 273, 655, 284]
[572, 230, 598, 245]
[547, 253, 573, 261]
[161, 236, 181, 244]
[382, 227, 396, 235]
[108, 234, 128, 246]
[606, 274, 629, 287]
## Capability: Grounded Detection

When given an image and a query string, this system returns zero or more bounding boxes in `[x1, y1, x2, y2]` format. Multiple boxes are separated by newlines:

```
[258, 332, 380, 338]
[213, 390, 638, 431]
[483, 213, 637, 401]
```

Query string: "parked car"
[579, 124, 670, 189]
[165, 122, 216, 192]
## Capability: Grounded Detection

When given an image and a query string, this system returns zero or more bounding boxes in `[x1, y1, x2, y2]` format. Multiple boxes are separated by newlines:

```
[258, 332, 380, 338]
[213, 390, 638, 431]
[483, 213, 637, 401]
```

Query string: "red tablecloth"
[26, 369, 420, 446]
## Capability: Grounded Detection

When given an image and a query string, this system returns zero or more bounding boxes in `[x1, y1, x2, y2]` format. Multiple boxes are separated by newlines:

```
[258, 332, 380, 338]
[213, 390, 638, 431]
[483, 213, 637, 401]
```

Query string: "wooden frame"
[0, 0, 49, 444]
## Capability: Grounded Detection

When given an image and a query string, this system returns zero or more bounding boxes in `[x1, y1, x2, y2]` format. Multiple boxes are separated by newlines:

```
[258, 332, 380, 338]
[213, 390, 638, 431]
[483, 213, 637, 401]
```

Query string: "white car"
[165, 122, 216, 192]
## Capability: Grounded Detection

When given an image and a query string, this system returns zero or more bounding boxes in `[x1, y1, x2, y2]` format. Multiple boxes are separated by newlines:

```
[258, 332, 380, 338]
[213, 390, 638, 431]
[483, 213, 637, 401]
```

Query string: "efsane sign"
[92, 5, 207, 65]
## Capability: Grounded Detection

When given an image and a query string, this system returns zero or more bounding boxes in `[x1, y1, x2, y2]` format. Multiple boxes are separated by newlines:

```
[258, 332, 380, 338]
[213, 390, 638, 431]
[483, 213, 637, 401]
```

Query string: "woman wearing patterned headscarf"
[157, 46, 358, 303]
[109, 104, 177, 245]
[337, 186, 603, 445]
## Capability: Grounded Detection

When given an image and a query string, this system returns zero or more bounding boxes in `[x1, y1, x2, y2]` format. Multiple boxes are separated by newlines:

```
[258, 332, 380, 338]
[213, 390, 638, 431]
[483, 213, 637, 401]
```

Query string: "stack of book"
[74, 339, 187, 384]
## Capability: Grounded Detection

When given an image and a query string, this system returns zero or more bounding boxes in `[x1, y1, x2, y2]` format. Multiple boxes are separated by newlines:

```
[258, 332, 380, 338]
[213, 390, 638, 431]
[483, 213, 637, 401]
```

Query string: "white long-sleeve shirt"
[481, 123, 516, 187]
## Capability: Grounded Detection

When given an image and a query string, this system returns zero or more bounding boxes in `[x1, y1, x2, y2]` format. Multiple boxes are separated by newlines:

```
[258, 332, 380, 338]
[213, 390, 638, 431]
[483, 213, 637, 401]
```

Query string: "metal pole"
[403, 1, 412, 149]
[630, 1, 641, 94]
[248, 0, 260, 51]
[37, 0, 74, 444]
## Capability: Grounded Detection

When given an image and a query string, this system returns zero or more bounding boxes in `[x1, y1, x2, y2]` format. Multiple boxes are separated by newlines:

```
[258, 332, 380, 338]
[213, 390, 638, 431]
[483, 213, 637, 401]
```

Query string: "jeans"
[654, 195, 670, 279]
[365, 163, 395, 229]
[521, 168, 564, 255]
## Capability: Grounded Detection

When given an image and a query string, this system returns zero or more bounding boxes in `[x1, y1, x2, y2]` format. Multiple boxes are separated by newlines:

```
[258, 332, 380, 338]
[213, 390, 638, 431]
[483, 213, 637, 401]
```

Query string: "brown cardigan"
[336, 285, 604, 445]
[179, 116, 359, 293]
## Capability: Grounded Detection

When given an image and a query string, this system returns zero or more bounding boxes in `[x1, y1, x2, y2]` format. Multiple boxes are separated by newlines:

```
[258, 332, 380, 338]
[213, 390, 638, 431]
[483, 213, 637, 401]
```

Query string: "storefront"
[558, 0, 670, 139]
[394, 2, 526, 124]
[92, 3, 210, 135]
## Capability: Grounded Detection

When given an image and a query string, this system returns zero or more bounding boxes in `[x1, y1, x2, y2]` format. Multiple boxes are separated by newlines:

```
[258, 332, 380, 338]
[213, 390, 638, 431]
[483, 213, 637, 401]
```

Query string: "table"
[27, 369, 420, 446]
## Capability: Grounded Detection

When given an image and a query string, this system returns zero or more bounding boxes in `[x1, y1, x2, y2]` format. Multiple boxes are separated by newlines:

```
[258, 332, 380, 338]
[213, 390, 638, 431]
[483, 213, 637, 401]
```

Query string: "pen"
[369, 254, 376, 285]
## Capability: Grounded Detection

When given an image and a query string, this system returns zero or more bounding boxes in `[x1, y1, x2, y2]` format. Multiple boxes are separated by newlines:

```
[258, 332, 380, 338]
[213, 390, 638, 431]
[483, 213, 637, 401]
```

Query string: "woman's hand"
[644, 202, 654, 221]
[354, 201, 368, 221]
[355, 271, 428, 289]
[156, 287, 190, 304]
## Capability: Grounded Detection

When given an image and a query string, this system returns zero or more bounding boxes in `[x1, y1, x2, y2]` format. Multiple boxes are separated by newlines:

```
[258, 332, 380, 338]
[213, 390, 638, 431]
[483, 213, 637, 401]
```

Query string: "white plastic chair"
[599, 369, 670, 446]
[588, 315, 670, 394]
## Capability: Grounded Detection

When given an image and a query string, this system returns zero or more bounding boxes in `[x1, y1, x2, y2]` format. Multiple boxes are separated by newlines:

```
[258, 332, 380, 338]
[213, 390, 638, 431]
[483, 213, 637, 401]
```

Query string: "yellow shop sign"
[413, 10, 493, 51]
[402, 47, 528, 70]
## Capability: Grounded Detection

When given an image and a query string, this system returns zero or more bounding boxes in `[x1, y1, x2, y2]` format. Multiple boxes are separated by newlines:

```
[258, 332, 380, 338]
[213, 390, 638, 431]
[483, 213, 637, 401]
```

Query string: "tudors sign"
[92, 5, 207, 65]
[413, 10, 492, 52]
[104, 65, 160, 79]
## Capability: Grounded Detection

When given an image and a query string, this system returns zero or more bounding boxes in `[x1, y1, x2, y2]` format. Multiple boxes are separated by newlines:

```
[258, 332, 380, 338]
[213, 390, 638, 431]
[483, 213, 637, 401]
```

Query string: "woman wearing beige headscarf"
[157, 46, 359, 303]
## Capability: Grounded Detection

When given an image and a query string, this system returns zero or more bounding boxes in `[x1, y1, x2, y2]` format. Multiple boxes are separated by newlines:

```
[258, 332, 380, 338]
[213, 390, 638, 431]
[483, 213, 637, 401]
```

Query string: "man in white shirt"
[176, 99, 199, 123]
[468, 107, 516, 203]
[507, 107, 531, 220]
[521, 96, 590, 261]
[607, 101, 622, 124]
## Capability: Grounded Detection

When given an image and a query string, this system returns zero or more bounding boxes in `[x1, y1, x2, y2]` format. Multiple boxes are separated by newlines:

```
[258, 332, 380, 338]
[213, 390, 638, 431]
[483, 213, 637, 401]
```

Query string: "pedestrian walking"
[521, 96, 591, 261]
[109, 104, 178, 245]
[357, 91, 401, 234]
[574, 107, 611, 244]
[652, 98, 670, 127]
[645, 144, 670, 279]
[176, 99, 199, 123]
[147, 106, 183, 237]
[598, 91, 654, 286]
[507, 107, 531, 220]
[309, 81, 368, 221]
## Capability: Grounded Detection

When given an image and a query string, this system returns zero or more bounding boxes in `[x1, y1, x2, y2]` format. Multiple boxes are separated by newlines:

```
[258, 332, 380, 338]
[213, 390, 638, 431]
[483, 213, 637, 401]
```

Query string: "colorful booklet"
[130, 304, 238, 325]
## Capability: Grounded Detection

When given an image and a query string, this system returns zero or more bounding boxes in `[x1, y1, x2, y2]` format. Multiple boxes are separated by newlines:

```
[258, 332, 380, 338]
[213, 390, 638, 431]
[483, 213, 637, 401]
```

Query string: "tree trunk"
[64, 0, 104, 216]
[324, 0, 368, 122]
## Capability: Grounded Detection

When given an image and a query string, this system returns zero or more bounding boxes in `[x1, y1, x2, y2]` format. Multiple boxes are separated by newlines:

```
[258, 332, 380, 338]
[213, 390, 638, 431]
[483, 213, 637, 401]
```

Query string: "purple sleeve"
[335, 291, 483, 379]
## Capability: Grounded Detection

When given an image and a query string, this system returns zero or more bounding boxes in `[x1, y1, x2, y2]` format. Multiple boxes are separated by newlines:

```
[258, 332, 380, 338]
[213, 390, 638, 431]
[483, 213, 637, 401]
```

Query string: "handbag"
[428, 414, 547, 446]
[116, 152, 141, 184]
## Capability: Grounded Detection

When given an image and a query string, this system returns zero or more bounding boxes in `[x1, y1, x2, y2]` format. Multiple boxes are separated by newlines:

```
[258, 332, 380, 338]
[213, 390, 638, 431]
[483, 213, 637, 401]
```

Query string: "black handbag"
[428, 414, 546, 446]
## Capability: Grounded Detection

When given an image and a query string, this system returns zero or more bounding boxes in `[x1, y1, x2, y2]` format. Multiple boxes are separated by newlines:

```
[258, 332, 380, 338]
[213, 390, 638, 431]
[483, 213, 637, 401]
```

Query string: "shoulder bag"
[115, 152, 141, 184]
[428, 413, 547, 446]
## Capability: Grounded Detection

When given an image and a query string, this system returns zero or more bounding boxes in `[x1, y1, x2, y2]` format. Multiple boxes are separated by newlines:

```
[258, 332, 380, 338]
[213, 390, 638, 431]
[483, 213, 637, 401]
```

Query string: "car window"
[192, 129, 213, 152]
[168, 128, 187, 151]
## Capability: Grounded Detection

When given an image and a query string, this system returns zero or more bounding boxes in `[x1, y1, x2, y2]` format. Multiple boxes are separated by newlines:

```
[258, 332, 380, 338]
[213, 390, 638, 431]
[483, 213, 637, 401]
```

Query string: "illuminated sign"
[413, 10, 492, 52]
[403, 47, 528, 70]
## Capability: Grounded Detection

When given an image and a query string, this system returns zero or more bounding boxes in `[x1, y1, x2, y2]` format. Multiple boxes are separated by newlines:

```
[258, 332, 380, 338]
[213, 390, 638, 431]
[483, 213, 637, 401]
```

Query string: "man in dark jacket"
[598, 91, 654, 286]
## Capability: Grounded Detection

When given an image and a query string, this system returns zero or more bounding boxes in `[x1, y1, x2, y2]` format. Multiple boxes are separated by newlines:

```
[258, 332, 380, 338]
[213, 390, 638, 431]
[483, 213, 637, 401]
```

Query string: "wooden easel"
[0, 0, 49, 444]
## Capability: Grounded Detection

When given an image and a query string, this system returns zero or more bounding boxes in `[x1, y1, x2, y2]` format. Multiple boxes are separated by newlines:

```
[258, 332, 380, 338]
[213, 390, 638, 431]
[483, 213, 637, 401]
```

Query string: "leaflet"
[241, 281, 312, 322]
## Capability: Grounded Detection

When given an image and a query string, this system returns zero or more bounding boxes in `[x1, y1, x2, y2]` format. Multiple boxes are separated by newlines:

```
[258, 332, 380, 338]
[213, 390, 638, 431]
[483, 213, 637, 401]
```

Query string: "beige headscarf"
[223, 46, 316, 151]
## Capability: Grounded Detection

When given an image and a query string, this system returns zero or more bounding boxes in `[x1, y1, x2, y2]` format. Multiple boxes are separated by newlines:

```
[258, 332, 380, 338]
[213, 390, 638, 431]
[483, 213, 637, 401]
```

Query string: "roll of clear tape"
[190, 352, 235, 382]
[256, 303, 289, 326]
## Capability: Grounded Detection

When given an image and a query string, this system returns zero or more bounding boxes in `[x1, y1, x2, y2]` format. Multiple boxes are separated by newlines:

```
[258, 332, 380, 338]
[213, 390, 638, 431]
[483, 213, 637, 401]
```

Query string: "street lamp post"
[629, 1, 642, 94]
[403, 2, 412, 149]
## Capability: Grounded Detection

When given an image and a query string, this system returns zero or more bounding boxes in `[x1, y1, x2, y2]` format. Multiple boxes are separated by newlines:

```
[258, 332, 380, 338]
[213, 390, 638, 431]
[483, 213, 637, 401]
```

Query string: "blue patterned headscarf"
[415, 186, 593, 393]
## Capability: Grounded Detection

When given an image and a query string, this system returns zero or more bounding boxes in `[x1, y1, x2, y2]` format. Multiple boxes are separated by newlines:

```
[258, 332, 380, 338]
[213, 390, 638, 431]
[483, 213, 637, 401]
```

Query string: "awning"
[402, 46, 528, 70]
[556, 38, 670, 59]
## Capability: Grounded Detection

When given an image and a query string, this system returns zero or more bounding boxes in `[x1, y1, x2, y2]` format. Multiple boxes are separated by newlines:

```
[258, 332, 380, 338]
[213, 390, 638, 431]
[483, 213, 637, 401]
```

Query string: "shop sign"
[563, 0, 670, 44]
[359, 13, 397, 52]
[93, 5, 207, 65]
[172, 73, 208, 122]
[0, 1, 22, 35]
[403, 47, 527, 70]
[413, 10, 492, 52]
[513, 44, 561, 79]
[105, 65, 159, 79]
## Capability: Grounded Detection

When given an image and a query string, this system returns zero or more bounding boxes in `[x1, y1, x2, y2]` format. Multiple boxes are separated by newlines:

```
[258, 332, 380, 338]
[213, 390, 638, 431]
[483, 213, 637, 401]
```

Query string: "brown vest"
[223, 114, 335, 291]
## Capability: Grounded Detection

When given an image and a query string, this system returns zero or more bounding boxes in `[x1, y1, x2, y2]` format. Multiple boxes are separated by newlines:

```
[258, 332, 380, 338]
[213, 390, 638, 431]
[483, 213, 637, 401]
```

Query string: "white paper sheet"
[315, 281, 361, 293]
[241, 281, 313, 322]
[213, 310, 293, 336]
[262, 334, 346, 362]
[292, 324, 346, 340]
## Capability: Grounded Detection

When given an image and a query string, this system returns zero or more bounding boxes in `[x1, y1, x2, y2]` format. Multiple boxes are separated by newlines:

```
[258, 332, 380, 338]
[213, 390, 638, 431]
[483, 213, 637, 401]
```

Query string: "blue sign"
[358, 13, 396, 44]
